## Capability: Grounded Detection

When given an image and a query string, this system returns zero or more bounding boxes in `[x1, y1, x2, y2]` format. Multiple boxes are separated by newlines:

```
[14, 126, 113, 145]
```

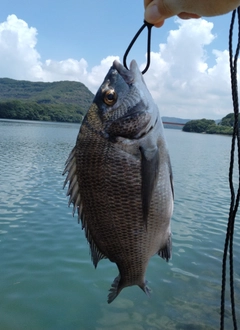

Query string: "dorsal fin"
[88, 229, 107, 268]
[63, 147, 107, 268]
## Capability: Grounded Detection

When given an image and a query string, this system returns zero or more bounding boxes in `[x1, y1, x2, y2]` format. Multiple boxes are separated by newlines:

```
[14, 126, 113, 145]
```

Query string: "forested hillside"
[182, 113, 236, 135]
[0, 78, 94, 122]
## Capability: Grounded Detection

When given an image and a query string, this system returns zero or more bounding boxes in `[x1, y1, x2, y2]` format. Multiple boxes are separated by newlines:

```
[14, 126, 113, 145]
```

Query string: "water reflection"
[0, 120, 239, 329]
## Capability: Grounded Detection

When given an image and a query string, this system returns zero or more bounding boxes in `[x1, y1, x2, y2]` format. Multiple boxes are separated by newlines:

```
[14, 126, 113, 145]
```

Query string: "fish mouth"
[113, 60, 140, 85]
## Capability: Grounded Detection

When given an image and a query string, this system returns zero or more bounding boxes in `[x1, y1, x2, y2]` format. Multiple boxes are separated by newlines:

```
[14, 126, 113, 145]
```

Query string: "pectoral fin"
[140, 145, 160, 228]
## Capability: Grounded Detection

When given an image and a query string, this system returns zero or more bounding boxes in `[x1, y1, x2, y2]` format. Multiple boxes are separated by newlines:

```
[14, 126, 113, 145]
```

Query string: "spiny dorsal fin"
[63, 147, 81, 216]
[63, 147, 107, 268]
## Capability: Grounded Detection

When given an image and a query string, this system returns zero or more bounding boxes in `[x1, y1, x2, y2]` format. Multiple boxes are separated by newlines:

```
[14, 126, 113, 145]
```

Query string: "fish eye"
[103, 89, 117, 106]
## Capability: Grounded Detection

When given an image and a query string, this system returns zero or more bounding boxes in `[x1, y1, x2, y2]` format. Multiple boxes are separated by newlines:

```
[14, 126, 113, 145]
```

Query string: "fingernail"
[145, 5, 162, 23]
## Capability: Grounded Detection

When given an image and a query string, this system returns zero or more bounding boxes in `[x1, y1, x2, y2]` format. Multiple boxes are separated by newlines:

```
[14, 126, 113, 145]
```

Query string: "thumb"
[144, 0, 201, 26]
[144, 0, 178, 25]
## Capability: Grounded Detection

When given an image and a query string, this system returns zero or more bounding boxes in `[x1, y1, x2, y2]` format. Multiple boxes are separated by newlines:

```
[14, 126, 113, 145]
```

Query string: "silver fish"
[63, 60, 174, 303]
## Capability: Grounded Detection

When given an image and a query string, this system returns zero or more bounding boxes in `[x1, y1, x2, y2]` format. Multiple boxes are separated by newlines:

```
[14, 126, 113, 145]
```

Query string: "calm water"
[0, 119, 239, 330]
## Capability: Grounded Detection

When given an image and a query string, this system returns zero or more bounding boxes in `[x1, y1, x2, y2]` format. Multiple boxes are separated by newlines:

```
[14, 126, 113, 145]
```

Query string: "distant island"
[0, 78, 236, 135]
[182, 114, 235, 135]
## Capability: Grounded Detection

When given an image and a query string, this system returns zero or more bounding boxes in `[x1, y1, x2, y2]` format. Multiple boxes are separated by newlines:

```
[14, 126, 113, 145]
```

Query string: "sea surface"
[0, 119, 239, 330]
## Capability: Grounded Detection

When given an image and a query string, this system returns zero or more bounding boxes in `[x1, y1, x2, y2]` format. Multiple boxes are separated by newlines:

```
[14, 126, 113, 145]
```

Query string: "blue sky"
[0, 0, 238, 119]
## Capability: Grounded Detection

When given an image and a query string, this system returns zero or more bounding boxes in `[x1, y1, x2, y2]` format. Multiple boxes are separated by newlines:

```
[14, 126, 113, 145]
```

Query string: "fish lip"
[113, 60, 140, 85]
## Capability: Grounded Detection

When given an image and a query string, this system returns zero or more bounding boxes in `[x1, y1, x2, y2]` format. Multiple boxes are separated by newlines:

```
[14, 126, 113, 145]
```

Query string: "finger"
[154, 20, 165, 27]
[178, 12, 201, 19]
[144, 2, 164, 25]
[144, 0, 153, 9]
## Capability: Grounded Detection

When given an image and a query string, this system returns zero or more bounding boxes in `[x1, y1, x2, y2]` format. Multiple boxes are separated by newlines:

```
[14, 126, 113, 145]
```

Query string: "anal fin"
[158, 234, 172, 262]
[108, 274, 121, 304]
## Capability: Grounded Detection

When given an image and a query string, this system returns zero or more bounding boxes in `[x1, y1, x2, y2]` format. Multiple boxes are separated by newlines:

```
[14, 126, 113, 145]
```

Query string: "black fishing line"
[123, 20, 153, 74]
[220, 7, 240, 330]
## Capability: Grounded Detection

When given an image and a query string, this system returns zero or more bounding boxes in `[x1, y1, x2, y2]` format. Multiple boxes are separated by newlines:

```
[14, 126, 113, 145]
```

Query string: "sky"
[0, 0, 239, 120]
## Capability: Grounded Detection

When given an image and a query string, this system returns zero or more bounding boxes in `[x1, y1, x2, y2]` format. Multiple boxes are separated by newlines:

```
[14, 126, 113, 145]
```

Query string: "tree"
[220, 113, 240, 128]
[183, 119, 215, 133]
[182, 115, 233, 135]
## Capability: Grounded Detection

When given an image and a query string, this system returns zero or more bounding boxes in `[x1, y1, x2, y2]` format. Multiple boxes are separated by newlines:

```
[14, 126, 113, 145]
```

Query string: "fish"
[63, 59, 174, 303]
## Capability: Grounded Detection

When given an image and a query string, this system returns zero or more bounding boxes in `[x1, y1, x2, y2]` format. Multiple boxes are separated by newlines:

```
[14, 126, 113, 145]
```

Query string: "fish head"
[93, 60, 159, 141]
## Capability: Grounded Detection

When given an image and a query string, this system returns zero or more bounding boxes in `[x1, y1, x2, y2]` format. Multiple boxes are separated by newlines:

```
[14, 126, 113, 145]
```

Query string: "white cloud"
[0, 15, 237, 119]
[0, 14, 41, 80]
[143, 18, 234, 119]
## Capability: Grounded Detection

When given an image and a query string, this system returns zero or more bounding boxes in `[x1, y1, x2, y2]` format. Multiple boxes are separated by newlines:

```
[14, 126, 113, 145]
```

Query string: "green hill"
[0, 78, 94, 122]
[182, 114, 235, 135]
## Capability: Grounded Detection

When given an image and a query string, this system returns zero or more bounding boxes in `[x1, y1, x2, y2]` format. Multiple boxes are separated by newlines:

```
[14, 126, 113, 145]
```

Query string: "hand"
[144, 0, 240, 27]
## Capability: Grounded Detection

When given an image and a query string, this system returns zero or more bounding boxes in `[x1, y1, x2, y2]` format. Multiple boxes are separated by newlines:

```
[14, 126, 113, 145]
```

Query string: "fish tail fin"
[108, 276, 151, 303]
[108, 274, 122, 304]
[139, 280, 151, 297]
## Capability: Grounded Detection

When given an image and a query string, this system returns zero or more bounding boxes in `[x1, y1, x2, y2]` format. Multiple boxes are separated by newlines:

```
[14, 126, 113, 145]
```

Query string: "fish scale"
[63, 60, 174, 303]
